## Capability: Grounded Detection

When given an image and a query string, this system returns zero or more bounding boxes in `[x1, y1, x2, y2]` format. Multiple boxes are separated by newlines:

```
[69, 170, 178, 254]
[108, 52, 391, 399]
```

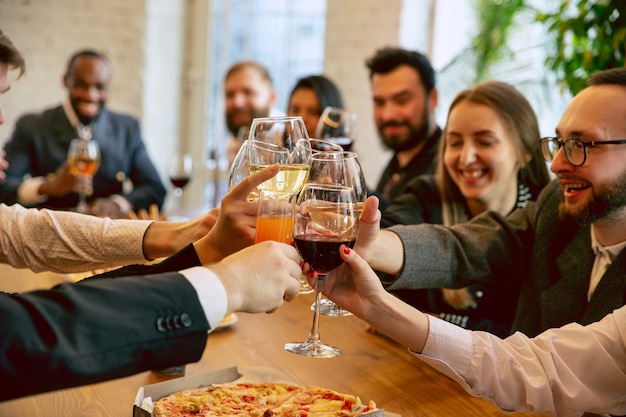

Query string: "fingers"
[149, 204, 160, 220]
[340, 245, 368, 272]
[231, 164, 280, 200]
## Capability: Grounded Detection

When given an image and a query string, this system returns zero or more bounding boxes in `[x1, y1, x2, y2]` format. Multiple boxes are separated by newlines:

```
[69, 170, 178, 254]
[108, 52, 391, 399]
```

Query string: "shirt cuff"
[180, 266, 228, 330]
[18, 177, 48, 204]
[410, 315, 475, 392]
[108, 194, 132, 215]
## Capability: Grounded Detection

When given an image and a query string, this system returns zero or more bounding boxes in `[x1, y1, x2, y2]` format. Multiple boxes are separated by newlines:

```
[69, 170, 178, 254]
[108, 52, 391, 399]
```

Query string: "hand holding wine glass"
[307, 151, 367, 316]
[67, 138, 100, 213]
[284, 184, 359, 358]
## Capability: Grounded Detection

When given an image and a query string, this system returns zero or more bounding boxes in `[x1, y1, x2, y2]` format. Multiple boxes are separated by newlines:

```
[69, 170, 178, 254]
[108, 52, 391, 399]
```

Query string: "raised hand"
[193, 164, 280, 264]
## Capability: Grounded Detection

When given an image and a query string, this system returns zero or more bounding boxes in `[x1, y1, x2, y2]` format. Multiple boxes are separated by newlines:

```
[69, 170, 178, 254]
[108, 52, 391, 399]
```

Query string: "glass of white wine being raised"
[285, 184, 359, 358]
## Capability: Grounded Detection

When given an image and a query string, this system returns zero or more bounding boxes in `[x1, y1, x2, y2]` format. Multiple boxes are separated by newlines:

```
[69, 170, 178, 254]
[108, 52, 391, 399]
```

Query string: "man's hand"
[39, 163, 89, 197]
[210, 241, 301, 314]
[90, 197, 122, 218]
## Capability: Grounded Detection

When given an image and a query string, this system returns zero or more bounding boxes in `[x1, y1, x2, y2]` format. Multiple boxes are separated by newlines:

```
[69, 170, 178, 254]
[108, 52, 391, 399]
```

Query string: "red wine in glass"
[324, 137, 353, 152]
[169, 175, 191, 190]
[293, 235, 356, 273]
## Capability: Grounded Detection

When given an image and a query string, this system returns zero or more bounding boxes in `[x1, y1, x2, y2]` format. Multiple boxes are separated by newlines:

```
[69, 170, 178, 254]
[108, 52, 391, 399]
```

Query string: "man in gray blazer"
[0, 49, 166, 218]
[353, 67, 626, 338]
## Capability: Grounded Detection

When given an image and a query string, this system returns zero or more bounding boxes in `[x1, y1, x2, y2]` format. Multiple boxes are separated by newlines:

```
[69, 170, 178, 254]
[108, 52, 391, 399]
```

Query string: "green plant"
[537, 0, 626, 95]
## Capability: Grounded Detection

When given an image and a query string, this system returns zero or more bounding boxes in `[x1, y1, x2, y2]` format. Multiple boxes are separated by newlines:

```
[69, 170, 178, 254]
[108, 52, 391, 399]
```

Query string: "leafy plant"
[537, 0, 626, 96]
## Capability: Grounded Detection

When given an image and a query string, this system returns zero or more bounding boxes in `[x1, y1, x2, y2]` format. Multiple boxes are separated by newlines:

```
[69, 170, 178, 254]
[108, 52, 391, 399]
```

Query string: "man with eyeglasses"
[351, 67, 626, 340]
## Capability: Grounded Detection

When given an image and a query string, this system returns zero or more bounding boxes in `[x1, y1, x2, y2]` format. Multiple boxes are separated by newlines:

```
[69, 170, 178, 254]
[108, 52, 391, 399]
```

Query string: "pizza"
[153, 381, 378, 417]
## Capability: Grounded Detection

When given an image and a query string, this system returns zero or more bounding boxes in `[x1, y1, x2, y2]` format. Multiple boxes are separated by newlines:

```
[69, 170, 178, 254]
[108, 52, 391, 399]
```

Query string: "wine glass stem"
[77, 190, 88, 213]
[307, 275, 325, 343]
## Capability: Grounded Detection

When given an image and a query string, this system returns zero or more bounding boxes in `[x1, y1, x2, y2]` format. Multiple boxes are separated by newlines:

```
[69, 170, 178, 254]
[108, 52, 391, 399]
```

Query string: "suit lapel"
[585, 249, 626, 324]
[541, 228, 593, 329]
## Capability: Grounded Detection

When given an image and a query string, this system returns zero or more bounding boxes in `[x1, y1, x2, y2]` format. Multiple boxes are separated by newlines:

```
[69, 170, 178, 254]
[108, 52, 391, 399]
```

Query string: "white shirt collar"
[62, 98, 94, 140]
[590, 224, 626, 261]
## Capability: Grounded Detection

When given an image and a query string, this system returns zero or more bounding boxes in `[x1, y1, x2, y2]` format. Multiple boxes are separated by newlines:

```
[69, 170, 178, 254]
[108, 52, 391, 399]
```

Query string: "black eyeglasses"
[540, 137, 626, 166]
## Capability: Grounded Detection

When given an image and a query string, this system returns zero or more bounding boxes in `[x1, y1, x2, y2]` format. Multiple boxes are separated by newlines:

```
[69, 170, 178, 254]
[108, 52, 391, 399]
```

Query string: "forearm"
[359, 291, 430, 353]
[142, 220, 200, 260]
[0, 205, 148, 272]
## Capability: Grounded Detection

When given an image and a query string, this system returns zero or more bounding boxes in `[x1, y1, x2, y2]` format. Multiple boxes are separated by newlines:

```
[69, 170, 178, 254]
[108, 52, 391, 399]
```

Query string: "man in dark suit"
[352, 67, 626, 339]
[0, 49, 166, 218]
[0, 30, 301, 401]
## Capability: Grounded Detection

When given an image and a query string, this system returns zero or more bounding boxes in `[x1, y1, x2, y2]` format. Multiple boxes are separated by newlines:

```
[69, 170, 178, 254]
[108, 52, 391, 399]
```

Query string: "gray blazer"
[386, 180, 626, 337]
[0, 105, 166, 211]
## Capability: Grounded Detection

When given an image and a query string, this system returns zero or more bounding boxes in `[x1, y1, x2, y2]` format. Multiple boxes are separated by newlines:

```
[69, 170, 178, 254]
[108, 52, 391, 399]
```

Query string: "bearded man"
[366, 47, 441, 204]
[224, 61, 283, 167]
[352, 67, 626, 338]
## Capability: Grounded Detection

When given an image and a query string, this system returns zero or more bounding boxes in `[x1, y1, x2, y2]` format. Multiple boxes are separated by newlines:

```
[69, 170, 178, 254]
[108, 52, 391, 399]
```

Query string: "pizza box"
[133, 366, 393, 416]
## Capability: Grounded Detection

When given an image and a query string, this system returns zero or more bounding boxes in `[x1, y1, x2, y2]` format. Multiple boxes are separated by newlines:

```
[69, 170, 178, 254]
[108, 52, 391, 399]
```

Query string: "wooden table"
[0, 294, 540, 417]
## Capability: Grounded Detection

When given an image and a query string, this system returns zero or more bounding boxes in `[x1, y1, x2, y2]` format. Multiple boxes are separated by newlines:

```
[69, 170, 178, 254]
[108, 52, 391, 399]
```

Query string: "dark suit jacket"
[374, 127, 441, 209]
[0, 106, 166, 211]
[386, 179, 626, 337]
[1, 269, 210, 401]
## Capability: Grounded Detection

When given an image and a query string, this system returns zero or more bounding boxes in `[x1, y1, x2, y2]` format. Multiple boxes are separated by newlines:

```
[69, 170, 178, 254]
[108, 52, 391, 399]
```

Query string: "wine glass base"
[284, 340, 341, 358]
[311, 298, 353, 317]
[299, 279, 315, 295]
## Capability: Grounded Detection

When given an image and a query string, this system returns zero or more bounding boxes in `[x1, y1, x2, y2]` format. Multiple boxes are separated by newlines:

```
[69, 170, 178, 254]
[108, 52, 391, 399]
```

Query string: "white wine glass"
[67, 139, 100, 213]
[307, 151, 367, 316]
[314, 107, 358, 152]
[228, 116, 310, 200]
[284, 184, 359, 358]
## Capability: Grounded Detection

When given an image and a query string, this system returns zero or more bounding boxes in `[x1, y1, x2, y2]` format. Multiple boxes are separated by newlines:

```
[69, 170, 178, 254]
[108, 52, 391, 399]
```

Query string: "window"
[204, 0, 327, 207]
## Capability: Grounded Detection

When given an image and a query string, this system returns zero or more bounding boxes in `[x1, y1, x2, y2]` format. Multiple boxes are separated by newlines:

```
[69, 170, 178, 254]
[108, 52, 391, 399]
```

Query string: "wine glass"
[284, 184, 359, 358]
[168, 153, 193, 221]
[307, 151, 367, 316]
[314, 107, 358, 151]
[67, 139, 100, 213]
[309, 138, 344, 154]
[169, 153, 193, 198]
[228, 116, 310, 200]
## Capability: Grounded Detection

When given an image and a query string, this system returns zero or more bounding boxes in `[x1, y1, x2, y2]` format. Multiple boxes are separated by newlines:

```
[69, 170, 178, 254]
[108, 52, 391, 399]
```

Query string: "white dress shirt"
[415, 307, 626, 417]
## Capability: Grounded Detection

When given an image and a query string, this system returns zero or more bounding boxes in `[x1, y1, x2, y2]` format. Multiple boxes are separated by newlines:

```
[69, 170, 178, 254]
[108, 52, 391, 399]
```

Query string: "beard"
[558, 168, 626, 225]
[70, 98, 104, 125]
[377, 107, 430, 153]
[225, 105, 271, 136]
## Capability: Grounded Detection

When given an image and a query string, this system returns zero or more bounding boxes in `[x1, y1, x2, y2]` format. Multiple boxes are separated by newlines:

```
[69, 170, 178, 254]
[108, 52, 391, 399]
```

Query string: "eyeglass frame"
[540, 136, 626, 166]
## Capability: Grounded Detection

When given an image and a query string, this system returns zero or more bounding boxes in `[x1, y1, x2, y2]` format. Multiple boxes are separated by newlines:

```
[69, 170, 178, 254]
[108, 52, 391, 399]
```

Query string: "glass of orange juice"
[255, 190, 295, 245]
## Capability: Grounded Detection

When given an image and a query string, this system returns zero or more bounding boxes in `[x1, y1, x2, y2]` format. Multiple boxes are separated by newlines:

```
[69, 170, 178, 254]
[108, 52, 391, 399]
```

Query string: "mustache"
[380, 121, 409, 129]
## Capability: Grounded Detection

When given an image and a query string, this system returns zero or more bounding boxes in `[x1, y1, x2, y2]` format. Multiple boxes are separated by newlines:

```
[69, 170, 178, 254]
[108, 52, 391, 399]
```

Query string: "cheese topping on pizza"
[153, 381, 377, 417]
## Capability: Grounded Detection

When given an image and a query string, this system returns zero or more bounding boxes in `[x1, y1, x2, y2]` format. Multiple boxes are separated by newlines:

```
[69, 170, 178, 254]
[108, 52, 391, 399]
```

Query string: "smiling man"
[0, 49, 166, 218]
[366, 47, 442, 205]
[354, 67, 626, 339]
[224, 60, 281, 167]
